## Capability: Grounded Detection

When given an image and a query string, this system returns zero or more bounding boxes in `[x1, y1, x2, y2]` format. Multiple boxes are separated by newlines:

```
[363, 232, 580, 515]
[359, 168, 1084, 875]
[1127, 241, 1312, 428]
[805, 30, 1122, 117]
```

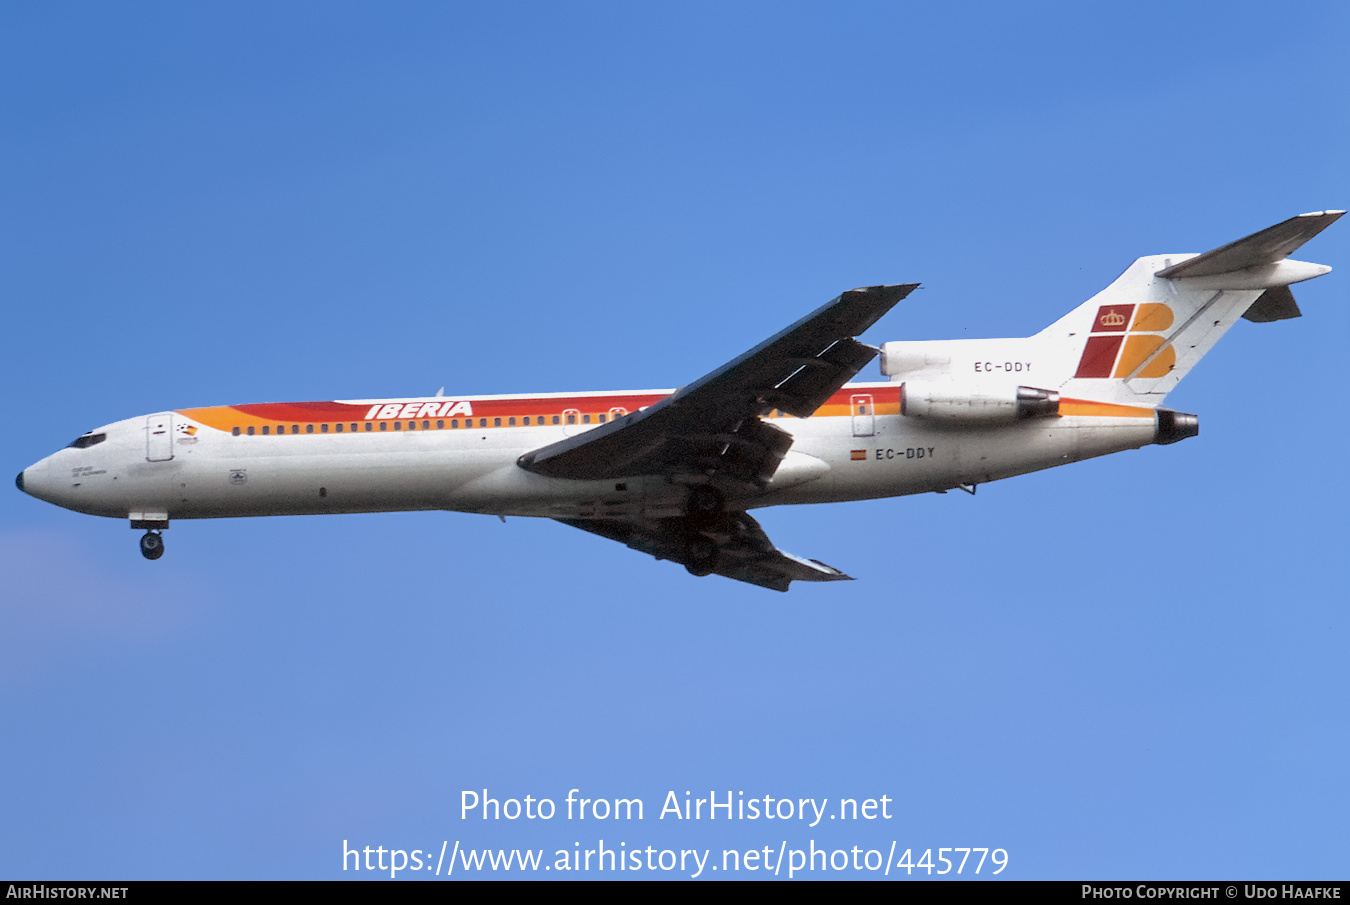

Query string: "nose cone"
[17, 460, 57, 505]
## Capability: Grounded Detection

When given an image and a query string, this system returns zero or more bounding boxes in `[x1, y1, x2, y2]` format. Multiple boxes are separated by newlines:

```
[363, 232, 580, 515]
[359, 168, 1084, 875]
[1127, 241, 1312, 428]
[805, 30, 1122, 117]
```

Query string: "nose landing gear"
[139, 530, 165, 560]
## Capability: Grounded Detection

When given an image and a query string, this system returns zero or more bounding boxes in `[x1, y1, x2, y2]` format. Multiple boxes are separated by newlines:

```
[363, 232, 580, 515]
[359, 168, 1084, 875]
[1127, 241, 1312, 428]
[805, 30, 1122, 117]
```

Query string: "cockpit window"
[67, 433, 107, 449]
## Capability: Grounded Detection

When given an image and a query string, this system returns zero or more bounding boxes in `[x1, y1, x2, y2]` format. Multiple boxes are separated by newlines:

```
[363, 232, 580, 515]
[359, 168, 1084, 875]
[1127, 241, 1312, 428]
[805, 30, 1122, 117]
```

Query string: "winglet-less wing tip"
[850, 282, 921, 293]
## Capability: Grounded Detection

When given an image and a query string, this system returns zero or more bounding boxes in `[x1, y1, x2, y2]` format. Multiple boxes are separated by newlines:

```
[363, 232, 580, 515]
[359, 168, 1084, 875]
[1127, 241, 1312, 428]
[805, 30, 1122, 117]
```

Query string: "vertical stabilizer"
[1039, 211, 1340, 406]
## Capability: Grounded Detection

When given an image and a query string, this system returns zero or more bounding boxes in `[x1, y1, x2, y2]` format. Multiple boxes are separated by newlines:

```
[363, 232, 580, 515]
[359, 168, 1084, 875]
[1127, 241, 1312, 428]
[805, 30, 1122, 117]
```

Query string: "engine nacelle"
[900, 382, 1060, 422]
[1154, 409, 1199, 445]
[879, 342, 952, 377]
[879, 338, 1044, 381]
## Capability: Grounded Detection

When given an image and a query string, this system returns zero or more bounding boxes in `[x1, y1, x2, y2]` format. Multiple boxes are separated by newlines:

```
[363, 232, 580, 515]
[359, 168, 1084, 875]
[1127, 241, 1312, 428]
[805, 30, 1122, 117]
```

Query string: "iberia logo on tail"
[1075, 303, 1176, 379]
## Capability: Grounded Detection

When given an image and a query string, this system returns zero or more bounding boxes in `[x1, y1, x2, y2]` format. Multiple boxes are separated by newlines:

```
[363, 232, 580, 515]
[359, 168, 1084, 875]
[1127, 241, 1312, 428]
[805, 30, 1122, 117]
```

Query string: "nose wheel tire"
[140, 531, 164, 560]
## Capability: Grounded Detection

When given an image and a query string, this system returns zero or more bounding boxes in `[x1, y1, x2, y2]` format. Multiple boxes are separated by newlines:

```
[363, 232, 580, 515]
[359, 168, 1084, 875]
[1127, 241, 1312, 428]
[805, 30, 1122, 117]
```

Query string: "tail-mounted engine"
[900, 381, 1060, 422]
[1154, 409, 1199, 445]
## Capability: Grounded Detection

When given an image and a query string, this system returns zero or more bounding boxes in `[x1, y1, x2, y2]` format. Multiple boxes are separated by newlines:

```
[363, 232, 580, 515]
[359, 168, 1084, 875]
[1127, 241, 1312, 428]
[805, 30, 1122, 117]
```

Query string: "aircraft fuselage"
[19, 210, 1337, 587]
[19, 383, 1162, 526]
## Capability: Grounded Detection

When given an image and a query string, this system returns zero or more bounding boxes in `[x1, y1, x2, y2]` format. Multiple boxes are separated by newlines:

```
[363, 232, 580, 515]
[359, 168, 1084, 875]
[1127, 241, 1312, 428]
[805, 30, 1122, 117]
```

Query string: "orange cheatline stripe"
[1059, 398, 1155, 418]
[178, 407, 267, 431]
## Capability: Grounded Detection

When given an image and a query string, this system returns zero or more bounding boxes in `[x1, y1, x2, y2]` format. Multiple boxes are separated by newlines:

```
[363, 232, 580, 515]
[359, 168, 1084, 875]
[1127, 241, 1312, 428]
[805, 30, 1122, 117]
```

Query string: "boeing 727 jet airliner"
[16, 212, 1341, 589]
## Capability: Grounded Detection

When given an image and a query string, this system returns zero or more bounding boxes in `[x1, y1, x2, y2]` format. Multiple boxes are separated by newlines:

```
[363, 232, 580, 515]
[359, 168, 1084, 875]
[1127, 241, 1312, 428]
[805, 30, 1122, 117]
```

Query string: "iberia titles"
[363, 400, 474, 420]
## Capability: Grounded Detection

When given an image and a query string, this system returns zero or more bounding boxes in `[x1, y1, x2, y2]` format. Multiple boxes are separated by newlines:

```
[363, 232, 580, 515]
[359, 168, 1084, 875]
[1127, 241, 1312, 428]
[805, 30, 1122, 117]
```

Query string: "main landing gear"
[139, 530, 165, 561]
[683, 486, 726, 576]
[684, 535, 719, 577]
[686, 484, 725, 524]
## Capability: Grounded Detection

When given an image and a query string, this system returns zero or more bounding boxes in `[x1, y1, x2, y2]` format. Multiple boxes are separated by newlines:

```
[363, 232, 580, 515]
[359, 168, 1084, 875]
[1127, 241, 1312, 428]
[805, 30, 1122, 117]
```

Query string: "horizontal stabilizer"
[1157, 210, 1343, 279]
[1242, 285, 1302, 323]
[1037, 208, 1340, 407]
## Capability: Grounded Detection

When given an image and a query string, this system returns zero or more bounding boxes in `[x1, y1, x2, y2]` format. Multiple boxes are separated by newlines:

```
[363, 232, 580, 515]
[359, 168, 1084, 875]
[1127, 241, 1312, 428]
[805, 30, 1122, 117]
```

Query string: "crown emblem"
[1100, 311, 1126, 327]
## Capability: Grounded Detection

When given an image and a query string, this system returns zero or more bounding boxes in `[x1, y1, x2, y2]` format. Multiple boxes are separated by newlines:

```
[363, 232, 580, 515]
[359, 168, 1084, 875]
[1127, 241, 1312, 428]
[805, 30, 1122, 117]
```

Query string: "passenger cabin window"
[437, 420, 444, 429]
[479, 418, 487, 428]
[306, 424, 314, 434]
[582, 414, 591, 424]
[232, 427, 240, 436]
[291, 425, 299, 434]
[451, 419, 459, 429]
[552, 415, 560, 425]
[566, 414, 577, 425]
[508, 417, 516, 426]
[335, 423, 344, 433]
[493, 418, 501, 427]
[321, 424, 329, 433]
[247, 426, 256, 436]
[351, 423, 359, 432]
[262, 425, 270, 435]
[423, 420, 431, 430]
[364, 422, 372, 431]
[67, 433, 108, 449]
[598, 413, 606, 423]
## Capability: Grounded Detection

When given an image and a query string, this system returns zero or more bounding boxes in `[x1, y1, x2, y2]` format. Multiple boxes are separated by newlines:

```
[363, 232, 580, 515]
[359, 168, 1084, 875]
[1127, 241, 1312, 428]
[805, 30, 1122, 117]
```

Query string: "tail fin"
[1043, 211, 1341, 406]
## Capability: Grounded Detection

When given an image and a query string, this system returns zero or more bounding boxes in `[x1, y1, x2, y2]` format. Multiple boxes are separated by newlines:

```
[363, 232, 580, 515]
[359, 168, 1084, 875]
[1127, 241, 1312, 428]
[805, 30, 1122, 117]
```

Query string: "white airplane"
[17, 211, 1341, 590]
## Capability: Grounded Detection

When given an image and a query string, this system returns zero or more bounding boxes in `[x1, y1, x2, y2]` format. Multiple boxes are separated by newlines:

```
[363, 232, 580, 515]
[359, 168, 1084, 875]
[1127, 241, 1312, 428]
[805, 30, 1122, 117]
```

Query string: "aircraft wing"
[518, 283, 919, 486]
[557, 511, 852, 592]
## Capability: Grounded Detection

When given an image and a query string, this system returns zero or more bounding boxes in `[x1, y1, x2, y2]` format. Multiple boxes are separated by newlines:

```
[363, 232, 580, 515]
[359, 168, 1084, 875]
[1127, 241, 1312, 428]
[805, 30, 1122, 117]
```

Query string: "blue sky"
[2, 1, 1346, 880]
